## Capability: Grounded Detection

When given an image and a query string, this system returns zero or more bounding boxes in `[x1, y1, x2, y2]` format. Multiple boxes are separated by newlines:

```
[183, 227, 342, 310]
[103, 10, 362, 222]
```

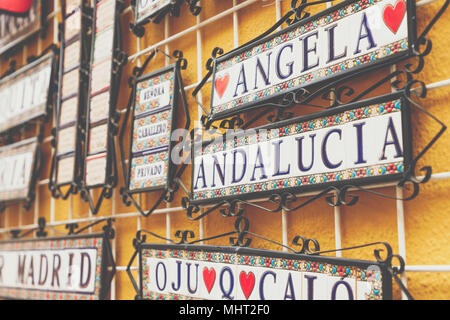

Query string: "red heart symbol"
[214, 73, 230, 99]
[383, 0, 406, 34]
[239, 271, 255, 299]
[202, 267, 216, 293]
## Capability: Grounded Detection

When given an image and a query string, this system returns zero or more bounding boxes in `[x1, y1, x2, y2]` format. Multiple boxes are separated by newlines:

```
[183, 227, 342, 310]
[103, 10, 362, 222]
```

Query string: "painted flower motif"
[387, 163, 397, 174]
[336, 266, 347, 277]
[355, 108, 364, 119]
[356, 168, 366, 177]
[327, 116, 335, 125]
[385, 101, 395, 113]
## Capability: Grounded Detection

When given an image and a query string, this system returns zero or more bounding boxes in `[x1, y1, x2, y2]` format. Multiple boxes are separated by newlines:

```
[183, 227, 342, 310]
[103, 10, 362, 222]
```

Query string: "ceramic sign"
[83, 0, 118, 188]
[0, 53, 54, 133]
[65, 0, 81, 16]
[0, 0, 41, 55]
[127, 66, 177, 193]
[63, 39, 81, 71]
[192, 93, 411, 204]
[135, 0, 173, 24]
[0, 138, 38, 203]
[210, 0, 416, 119]
[85, 154, 107, 187]
[0, 233, 111, 300]
[51, 0, 91, 190]
[56, 155, 75, 185]
[64, 9, 81, 42]
[138, 244, 391, 300]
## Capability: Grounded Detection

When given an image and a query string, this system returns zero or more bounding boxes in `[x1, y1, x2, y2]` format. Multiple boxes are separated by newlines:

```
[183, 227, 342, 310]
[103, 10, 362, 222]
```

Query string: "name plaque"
[0, 53, 54, 133]
[83, 0, 122, 189]
[135, 0, 173, 24]
[137, 243, 391, 300]
[0, 232, 113, 300]
[127, 65, 178, 193]
[192, 93, 411, 204]
[0, 138, 39, 203]
[209, 0, 416, 120]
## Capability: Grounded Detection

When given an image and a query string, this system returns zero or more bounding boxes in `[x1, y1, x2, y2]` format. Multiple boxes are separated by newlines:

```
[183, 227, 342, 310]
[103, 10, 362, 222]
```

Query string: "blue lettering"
[354, 12, 377, 54]
[322, 129, 343, 169]
[380, 116, 403, 160]
[259, 271, 276, 300]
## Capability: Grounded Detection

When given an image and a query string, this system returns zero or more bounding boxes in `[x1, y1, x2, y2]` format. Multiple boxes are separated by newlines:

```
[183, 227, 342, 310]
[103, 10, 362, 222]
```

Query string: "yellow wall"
[0, 0, 449, 300]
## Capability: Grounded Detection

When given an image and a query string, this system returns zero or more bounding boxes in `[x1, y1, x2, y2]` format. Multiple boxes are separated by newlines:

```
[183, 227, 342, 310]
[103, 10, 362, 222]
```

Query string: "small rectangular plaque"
[137, 244, 391, 300]
[0, 232, 112, 300]
[126, 66, 178, 193]
[192, 93, 411, 204]
[56, 155, 75, 185]
[0, 54, 54, 133]
[135, 0, 172, 24]
[0, 138, 38, 203]
[85, 153, 107, 187]
[210, 0, 416, 120]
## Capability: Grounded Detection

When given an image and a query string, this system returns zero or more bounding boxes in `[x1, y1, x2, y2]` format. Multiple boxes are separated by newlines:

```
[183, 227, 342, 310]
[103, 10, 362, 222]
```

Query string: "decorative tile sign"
[127, 65, 178, 193]
[135, 0, 173, 25]
[0, 138, 39, 203]
[53, 0, 90, 188]
[210, 0, 416, 119]
[83, 0, 120, 188]
[0, 53, 54, 133]
[0, 0, 42, 55]
[137, 244, 391, 300]
[64, 8, 82, 42]
[0, 233, 111, 300]
[192, 93, 411, 203]
[65, 0, 82, 16]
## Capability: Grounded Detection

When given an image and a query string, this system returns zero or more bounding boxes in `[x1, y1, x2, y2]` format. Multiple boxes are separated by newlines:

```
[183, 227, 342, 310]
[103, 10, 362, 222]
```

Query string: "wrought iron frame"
[78, 0, 128, 215]
[130, 0, 201, 38]
[195, 0, 418, 122]
[49, 0, 94, 200]
[127, 209, 415, 300]
[181, 0, 448, 219]
[1, 217, 116, 300]
[119, 49, 191, 217]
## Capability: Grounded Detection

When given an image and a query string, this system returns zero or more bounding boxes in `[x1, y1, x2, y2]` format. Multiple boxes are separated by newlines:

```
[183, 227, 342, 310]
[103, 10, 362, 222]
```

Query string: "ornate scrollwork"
[175, 230, 195, 244]
[229, 215, 252, 247]
[292, 235, 320, 255]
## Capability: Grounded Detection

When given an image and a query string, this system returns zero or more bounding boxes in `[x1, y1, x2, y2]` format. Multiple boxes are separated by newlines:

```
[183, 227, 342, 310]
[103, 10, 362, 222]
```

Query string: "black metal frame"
[126, 218, 418, 300]
[189, 92, 412, 207]
[180, 0, 448, 219]
[78, 0, 128, 215]
[194, 0, 417, 122]
[49, 0, 94, 200]
[0, 218, 116, 300]
[119, 49, 191, 217]
[130, 0, 201, 37]
[0, 0, 49, 57]
[0, 137, 41, 213]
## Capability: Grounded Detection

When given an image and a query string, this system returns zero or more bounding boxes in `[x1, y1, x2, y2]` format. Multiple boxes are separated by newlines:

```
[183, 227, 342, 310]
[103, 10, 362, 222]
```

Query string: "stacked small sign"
[84, 0, 119, 188]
